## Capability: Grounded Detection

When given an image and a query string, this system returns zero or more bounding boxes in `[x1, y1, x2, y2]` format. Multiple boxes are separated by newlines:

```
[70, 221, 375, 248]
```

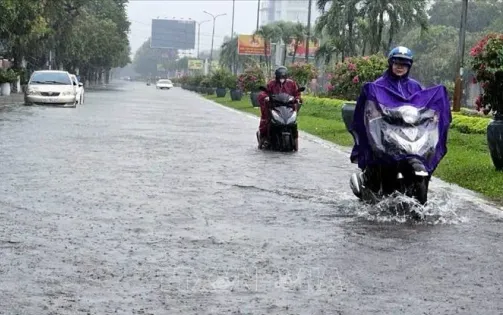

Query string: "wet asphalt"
[0, 81, 502, 315]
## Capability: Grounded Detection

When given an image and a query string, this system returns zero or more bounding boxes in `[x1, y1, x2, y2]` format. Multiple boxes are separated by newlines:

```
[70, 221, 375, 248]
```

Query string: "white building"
[259, 0, 320, 26]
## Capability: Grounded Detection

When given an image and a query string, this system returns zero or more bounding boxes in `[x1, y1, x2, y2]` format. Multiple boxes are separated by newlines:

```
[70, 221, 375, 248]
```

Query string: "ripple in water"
[350, 190, 469, 225]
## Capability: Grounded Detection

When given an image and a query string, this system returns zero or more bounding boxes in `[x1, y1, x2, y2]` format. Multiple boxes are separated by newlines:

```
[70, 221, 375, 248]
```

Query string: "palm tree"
[359, 0, 428, 53]
[274, 21, 295, 65]
[219, 36, 253, 74]
[315, 0, 358, 57]
[254, 24, 281, 73]
[291, 23, 306, 63]
[315, 0, 428, 56]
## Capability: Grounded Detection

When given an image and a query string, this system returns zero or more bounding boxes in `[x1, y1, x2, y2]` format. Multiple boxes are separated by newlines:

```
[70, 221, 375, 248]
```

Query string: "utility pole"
[305, 0, 312, 62]
[197, 20, 210, 59]
[231, 0, 236, 74]
[453, 0, 469, 112]
[256, 0, 261, 31]
[204, 11, 227, 71]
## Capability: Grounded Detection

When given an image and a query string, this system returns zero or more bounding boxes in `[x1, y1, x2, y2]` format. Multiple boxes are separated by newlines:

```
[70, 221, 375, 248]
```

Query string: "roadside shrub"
[226, 74, 239, 90]
[451, 112, 490, 134]
[0, 68, 19, 83]
[188, 74, 204, 87]
[287, 62, 318, 87]
[238, 65, 266, 92]
[210, 68, 232, 88]
[470, 33, 503, 115]
[301, 96, 351, 120]
[329, 54, 388, 101]
[179, 75, 190, 86]
[200, 78, 211, 88]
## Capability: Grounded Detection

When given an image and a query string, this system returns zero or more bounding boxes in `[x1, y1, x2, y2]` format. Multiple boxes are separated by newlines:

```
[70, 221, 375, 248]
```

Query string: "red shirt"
[258, 79, 302, 105]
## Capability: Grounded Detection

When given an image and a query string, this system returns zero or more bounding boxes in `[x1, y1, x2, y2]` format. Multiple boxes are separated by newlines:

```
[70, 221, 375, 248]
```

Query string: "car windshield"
[159, 80, 172, 84]
[30, 72, 72, 85]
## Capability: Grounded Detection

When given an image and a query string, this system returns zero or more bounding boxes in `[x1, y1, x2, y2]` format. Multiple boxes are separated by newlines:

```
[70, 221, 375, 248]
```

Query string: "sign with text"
[188, 59, 203, 70]
[238, 34, 270, 56]
[287, 39, 320, 59]
[151, 19, 196, 50]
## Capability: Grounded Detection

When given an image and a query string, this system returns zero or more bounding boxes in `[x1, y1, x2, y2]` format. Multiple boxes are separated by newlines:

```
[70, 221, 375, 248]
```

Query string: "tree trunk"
[376, 11, 385, 54]
[347, 6, 355, 56]
[283, 41, 288, 65]
[292, 44, 299, 63]
[387, 28, 394, 52]
[105, 69, 111, 84]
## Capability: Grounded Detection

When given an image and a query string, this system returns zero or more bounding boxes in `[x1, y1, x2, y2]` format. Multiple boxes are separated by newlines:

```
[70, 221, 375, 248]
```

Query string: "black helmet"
[275, 66, 288, 81]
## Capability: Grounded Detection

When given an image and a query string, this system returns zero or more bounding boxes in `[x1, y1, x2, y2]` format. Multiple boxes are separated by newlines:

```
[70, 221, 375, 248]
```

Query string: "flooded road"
[0, 82, 502, 314]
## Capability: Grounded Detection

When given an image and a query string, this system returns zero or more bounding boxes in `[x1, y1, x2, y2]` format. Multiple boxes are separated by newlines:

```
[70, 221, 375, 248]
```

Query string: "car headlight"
[27, 89, 40, 95]
[61, 90, 75, 96]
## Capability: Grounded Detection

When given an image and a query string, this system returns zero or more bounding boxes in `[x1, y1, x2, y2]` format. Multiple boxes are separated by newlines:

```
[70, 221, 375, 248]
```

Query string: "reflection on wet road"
[0, 82, 502, 314]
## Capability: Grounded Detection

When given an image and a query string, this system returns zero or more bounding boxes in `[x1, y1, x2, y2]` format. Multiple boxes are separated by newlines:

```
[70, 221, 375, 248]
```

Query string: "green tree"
[254, 24, 281, 72]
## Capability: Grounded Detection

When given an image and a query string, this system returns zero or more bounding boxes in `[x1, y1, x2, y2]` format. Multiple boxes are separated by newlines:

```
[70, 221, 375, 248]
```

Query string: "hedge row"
[302, 96, 491, 134]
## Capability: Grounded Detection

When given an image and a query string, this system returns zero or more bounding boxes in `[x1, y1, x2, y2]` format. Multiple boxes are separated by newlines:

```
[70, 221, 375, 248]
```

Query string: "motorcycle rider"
[349, 46, 423, 196]
[256, 66, 302, 150]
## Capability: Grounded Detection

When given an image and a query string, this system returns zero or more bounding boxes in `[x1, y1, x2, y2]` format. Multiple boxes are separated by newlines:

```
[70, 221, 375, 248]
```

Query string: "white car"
[156, 79, 173, 90]
[25, 70, 78, 107]
[70, 74, 85, 104]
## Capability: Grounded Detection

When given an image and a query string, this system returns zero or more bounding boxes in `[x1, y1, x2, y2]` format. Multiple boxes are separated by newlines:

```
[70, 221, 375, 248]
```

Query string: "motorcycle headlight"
[397, 106, 420, 124]
[287, 111, 297, 124]
[271, 110, 283, 123]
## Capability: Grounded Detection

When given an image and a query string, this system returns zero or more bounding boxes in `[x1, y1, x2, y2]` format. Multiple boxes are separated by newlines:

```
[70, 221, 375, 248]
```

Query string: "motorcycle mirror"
[298, 87, 306, 92]
[259, 86, 267, 92]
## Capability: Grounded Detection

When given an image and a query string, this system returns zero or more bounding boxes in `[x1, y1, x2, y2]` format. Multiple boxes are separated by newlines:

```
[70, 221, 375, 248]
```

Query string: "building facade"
[259, 0, 320, 26]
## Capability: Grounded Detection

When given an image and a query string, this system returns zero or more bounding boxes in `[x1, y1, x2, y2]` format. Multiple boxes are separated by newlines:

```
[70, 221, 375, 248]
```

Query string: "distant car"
[70, 74, 85, 104]
[156, 79, 173, 90]
[25, 70, 78, 107]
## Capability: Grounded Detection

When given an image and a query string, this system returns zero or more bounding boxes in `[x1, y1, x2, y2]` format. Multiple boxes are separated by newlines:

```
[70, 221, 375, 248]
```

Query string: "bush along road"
[204, 93, 503, 203]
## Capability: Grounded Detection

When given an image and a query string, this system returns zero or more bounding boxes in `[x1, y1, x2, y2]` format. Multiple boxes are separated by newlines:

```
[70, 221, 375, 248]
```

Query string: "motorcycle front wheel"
[407, 177, 429, 205]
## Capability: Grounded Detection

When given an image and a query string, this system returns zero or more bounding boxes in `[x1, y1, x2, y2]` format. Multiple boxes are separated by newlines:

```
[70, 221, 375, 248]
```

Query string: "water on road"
[0, 82, 501, 314]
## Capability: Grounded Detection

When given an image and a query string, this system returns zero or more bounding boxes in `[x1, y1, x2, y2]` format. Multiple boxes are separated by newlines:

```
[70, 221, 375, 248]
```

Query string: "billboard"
[287, 39, 320, 59]
[238, 34, 271, 56]
[151, 19, 196, 50]
[188, 59, 203, 70]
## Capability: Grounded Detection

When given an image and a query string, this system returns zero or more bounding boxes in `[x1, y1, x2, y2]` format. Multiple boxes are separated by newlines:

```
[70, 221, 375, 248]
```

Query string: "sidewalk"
[0, 93, 24, 107]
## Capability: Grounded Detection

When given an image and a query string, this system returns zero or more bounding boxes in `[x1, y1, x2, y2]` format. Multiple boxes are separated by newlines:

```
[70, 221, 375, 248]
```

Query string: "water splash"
[353, 190, 468, 225]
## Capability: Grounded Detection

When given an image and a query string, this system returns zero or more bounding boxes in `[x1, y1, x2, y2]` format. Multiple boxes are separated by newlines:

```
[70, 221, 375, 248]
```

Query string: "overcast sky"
[127, 0, 259, 57]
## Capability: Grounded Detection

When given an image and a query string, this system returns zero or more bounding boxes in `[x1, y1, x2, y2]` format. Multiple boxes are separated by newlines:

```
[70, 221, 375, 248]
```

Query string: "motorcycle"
[257, 86, 305, 152]
[343, 84, 451, 206]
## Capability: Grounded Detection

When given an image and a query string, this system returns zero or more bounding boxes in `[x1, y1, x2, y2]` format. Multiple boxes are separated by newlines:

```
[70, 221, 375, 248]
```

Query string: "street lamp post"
[231, 0, 236, 74]
[305, 0, 312, 62]
[203, 10, 227, 70]
[197, 20, 211, 59]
